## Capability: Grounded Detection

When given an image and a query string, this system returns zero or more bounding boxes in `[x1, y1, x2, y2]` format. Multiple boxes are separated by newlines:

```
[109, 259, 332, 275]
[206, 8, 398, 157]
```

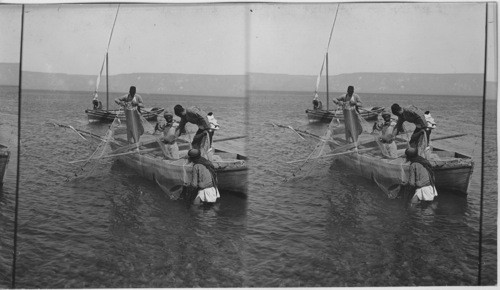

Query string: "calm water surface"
[0, 87, 497, 287]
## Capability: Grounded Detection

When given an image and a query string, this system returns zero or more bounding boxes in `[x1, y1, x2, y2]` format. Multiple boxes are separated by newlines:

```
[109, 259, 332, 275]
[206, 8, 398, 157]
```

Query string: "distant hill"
[0, 63, 245, 97]
[249, 72, 488, 97]
[0, 62, 493, 98]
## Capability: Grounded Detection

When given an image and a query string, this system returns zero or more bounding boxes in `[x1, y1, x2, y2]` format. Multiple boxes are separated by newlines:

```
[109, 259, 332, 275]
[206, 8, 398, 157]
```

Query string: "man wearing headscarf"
[372, 112, 395, 136]
[333, 86, 363, 143]
[403, 147, 438, 203]
[115, 86, 145, 113]
[187, 149, 220, 204]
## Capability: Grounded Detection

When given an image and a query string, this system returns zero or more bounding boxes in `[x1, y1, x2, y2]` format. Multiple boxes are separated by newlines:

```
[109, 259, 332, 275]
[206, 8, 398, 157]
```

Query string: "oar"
[111, 141, 146, 154]
[296, 131, 341, 146]
[393, 133, 468, 145]
[68, 147, 158, 164]
[68, 125, 87, 141]
[286, 147, 372, 164]
[329, 137, 375, 154]
[266, 122, 306, 140]
[213, 135, 247, 142]
[431, 133, 467, 142]
[266, 122, 335, 143]
[358, 107, 379, 114]
[287, 126, 306, 140]
[48, 122, 107, 142]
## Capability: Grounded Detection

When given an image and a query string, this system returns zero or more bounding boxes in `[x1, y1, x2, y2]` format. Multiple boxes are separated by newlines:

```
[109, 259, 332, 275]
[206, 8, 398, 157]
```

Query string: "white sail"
[313, 5, 340, 99]
[93, 5, 120, 100]
[314, 55, 326, 96]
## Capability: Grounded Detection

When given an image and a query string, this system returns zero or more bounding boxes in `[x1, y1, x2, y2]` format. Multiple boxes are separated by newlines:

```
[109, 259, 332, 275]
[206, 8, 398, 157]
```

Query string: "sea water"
[0, 87, 496, 287]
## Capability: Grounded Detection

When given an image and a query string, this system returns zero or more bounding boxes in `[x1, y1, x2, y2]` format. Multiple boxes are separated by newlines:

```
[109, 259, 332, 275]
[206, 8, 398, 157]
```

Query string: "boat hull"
[0, 146, 10, 185]
[109, 140, 248, 196]
[306, 106, 385, 123]
[85, 107, 164, 122]
[333, 145, 474, 195]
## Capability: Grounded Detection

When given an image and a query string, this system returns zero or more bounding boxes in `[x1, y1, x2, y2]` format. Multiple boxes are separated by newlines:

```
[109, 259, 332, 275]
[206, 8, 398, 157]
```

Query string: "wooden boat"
[85, 107, 164, 123]
[330, 135, 474, 195]
[306, 106, 385, 123]
[0, 144, 10, 186]
[109, 133, 248, 196]
[305, 5, 384, 124]
[84, 5, 164, 124]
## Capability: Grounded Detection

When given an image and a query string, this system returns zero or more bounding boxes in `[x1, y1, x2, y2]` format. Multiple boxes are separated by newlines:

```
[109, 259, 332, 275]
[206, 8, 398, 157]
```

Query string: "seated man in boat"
[186, 149, 220, 205]
[391, 103, 428, 148]
[156, 111, 179, 159]
[402, 147, 438, 204]
[92, 94, 103, 110]
[312, 92, 323, 110]
[174, 105, 211, 158]
[333, 86, 363, 143]
[372, 112, 395, 135]
[114, 86, 145, 113]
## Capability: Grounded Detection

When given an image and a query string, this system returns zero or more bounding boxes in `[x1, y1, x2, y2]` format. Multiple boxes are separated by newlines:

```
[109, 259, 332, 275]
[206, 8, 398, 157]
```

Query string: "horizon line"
[0, 62, 488, 78]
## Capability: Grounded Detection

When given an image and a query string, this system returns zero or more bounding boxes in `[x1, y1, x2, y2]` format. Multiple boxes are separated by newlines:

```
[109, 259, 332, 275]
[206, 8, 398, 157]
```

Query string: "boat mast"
[326, 53, 329, 110]
[106, 53, 109, 111]
[100, 4, 119, 112]
[324, 5, 339, 112]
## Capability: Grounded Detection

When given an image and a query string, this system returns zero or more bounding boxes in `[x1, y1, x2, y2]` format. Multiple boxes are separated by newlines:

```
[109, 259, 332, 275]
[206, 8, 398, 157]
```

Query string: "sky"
[0, 2, 496, 81]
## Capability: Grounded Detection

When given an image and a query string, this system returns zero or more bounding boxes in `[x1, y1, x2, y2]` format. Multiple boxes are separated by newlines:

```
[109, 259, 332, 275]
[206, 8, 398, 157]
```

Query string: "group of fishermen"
[97, 84, 439, 205]
[315, 85, 438, 204]
[95, 85, 221, 205]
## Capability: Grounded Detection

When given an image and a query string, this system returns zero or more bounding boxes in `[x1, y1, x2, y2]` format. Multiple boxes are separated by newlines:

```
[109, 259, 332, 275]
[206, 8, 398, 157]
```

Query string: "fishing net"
[70, 117, 121, 179]
[286, 116, 341, 180]
[357, 110, 378, 135]
[138, 110, 155, 135]
[153, 159, 192, 200]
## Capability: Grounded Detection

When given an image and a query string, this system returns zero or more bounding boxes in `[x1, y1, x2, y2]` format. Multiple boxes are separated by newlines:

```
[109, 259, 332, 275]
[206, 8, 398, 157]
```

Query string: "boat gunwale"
[110, 140, 248, 173]
[306, 107, 385, 122]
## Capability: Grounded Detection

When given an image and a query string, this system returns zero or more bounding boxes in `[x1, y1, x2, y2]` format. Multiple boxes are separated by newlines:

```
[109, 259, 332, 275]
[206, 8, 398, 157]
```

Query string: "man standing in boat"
[333, 85, 363, 143]
[207, 112, 220, 148]
[390, 103, 428, 149]
[174, 105, 211, 158]
[114, 86, 145, 113]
